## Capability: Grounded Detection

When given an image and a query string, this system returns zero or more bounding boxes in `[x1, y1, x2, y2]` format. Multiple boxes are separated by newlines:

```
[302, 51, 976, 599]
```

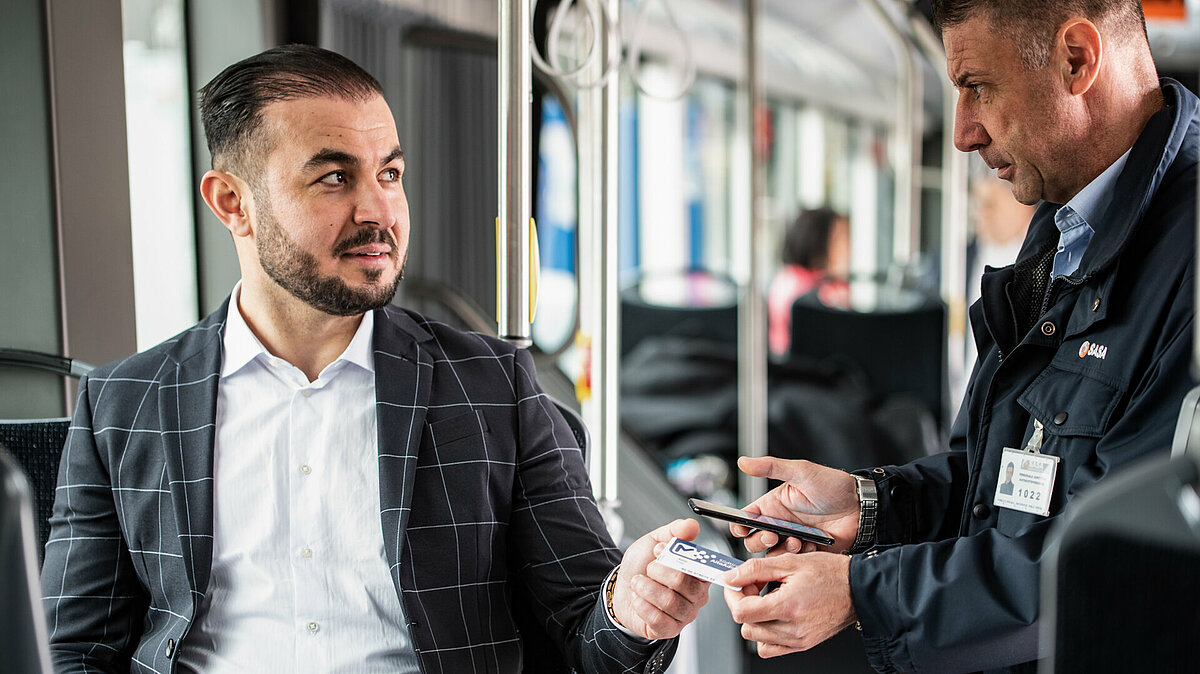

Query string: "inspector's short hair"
[198, 44, 384, 180]
[931, 0, 1147, 69]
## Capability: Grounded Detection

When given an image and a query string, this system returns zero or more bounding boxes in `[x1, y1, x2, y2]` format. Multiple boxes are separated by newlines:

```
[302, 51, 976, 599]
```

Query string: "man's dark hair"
[782, 208, 844, 269]
[931, 0, 1147, 69]
[198, 44, 384, 179]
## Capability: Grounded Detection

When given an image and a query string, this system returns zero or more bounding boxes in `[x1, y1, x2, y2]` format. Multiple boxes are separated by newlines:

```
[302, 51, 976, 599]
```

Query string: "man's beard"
[255, 199, 404, 317]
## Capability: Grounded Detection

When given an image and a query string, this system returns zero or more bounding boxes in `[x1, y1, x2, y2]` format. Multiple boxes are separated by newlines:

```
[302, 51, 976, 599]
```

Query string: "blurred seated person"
[768, 207, 851, 355]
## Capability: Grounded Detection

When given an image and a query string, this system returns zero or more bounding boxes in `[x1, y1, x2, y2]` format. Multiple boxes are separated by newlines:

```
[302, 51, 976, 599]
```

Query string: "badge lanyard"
[994, 418, 1060, 516]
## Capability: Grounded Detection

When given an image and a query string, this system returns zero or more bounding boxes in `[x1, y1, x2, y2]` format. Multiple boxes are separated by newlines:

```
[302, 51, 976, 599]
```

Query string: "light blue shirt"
[1051, 148, 1132, 278]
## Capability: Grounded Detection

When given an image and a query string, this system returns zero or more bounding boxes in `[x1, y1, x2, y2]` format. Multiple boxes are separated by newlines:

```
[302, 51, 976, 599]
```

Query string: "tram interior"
[2, 0, 1199, 672]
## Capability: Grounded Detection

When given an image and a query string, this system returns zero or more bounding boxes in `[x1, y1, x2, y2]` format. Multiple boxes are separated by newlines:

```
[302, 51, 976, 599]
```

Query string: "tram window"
[634, 72, 736, 286]
[121, 0, 199, 349]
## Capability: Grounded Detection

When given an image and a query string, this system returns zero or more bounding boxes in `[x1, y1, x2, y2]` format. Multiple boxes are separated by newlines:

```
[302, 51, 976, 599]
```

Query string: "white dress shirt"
[178, 287, 420, 673]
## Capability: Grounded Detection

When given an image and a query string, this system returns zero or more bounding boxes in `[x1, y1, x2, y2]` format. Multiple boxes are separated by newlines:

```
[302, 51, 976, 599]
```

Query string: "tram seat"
[1040, 397, 1200, 673]
[619, 270, 739, 357]
[0, 444, 54, 674]
[0, 420, 67, 569]
[0, 349, 84, 674]
[0, 348, 93, 569]
[788, 294, 948, 430]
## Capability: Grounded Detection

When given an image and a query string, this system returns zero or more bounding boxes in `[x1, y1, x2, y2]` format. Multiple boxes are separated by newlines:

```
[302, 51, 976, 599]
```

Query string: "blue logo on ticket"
[656, 537, 743, 590]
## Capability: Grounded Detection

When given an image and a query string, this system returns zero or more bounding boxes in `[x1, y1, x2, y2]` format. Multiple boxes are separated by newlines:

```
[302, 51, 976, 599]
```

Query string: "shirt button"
[1040, 321, 1056, 336]
[1053, 411, 1069, 425]
[301, 389, 313, 398]
[300, 464, 312, 475]
[301, 547, 313, 558]
[973, 503, 991, 519]
[307, 621, 320, 633]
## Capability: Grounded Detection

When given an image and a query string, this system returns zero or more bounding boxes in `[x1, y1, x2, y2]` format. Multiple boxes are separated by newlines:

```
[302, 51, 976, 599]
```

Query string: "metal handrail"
[574, 0, 623, 510]
[497, 0, 534, 347]
[737, 0, 769, 503]
[0, 349, 94, 379]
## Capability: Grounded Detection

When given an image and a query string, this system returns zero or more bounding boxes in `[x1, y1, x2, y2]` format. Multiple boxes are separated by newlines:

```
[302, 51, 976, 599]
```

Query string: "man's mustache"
[332, 228, 397, 256]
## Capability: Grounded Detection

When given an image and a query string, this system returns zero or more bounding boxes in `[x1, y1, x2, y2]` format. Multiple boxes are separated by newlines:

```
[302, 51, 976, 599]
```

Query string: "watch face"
[856, 476, 877, 500]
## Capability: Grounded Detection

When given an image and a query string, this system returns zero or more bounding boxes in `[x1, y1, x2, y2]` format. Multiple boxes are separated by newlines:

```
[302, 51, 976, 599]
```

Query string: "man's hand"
[734, 457, 860, 554]
[723, 552, 856, 657]
[612, 518, 711, 640]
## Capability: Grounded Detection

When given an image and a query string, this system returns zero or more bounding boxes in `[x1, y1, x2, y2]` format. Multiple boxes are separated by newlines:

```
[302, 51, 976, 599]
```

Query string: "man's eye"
[969, 84, 985, 99]
[381, 168, 401, 182]
[319, 171, 346, 186]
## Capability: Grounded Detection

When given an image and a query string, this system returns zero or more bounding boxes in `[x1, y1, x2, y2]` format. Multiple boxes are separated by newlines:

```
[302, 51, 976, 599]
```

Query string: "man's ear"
[1058, 19, 1103, 96]
[200, 169, 253, 237]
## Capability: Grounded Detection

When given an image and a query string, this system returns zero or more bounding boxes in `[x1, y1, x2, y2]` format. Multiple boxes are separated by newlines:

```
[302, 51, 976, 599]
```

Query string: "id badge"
[993, 446, 1059, 516]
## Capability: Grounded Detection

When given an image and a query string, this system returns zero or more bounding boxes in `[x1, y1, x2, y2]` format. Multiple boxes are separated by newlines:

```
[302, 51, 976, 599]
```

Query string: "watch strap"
[849, 474, 878, 554]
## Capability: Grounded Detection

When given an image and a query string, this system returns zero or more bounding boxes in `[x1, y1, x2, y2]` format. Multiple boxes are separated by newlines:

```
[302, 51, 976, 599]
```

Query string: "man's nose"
[953, 97, 991, 153]
[353, 181, 400, 228]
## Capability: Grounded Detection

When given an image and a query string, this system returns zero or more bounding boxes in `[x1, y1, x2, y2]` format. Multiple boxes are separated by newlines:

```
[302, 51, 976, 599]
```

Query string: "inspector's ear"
[1058, 18, 1103, 96]
[200, 169, 253, 238]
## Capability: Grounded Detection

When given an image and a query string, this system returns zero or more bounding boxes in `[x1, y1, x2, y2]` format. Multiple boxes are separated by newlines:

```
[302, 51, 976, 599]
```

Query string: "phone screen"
[688, 498, 834, 546]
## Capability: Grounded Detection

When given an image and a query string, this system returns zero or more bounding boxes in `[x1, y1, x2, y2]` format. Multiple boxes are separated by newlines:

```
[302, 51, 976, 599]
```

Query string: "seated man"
[41, 44, 708, 674]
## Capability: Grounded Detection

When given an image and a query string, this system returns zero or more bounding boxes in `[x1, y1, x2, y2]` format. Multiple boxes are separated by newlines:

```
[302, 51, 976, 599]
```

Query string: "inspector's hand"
[734, 457, 860, 554]
[612, 518, 711, 640]
[723, 552, 856, 657]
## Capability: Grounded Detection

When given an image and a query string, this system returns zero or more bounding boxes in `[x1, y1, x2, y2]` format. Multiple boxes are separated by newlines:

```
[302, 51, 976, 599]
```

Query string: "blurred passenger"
[767, 207, 851, 355]
[721, 1, 1197, 672]
[41, 45, 707, 674]
[967, 175, 1035, 307]
[965, 174, 1036, 370]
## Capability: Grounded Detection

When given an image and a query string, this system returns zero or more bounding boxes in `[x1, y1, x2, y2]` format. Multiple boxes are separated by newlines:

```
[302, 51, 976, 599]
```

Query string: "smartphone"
[688, 498, 835, 546]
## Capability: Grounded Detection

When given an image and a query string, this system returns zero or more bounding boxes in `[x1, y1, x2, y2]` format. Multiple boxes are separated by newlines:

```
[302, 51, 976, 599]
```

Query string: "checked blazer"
[41, 300, 676, 673]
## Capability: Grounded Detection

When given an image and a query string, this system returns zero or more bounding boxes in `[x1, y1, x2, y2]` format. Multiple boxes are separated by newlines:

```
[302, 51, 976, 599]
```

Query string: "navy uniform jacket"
[849, 79, 1198, 673]
[41, 302, 675, 673]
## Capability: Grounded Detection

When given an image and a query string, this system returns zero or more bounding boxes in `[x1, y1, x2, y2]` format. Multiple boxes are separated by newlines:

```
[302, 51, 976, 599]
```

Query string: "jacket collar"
[370, 304, 435, 601]
[157, 300, 228, 597]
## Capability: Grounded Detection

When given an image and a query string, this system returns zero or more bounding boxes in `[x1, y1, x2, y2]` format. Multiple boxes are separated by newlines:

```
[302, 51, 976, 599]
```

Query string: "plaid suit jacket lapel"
[373, 306, 434, 600]
[159, 302, 226, 599]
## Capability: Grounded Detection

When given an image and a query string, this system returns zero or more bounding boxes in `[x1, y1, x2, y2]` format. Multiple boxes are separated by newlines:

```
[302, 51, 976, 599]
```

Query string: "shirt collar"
[221, 283, 263, 378]
[1060, 147, 1132, 230]
[221, 282, 376, 378]
[339, 308, 376, 374]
